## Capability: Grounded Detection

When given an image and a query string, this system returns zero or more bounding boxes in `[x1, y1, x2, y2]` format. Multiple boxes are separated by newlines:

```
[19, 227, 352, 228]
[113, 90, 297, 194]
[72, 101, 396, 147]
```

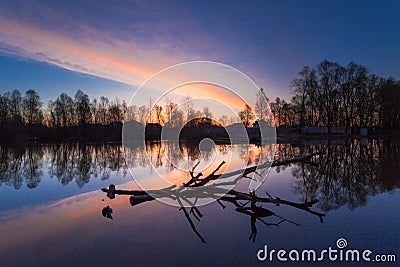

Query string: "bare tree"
[182, 95, 193, 122]
[203, 107, 212, 119]
[254, 88, 269, 122]
[22, 89, 43, 125]
[99, 96, 109, 125]
[365, 74, 380, 127]
[170, 107, 184, 127]
[0, 94, 10, 125]
[164, 99, 177, 127]
[219, 115, 228, 126]
[288, 60, 398, 129]
[126, 105, 138, 122]
[315, 60, 343, 133]
[340, 62, 368, 130]
[238, 104, 255, 127]
[74, 90, 91, 126]
[291, 67, 317, 127]
[147, 98, 154, 124]
[270, 97, 285, 127]
[56, 93, 74, 127]
[46, 100, 57, 127]
[229, 116, 238, 125]
[153, 104, 164, 125]
[138, 105, 149, 125]
[109, 98, 124, 123]
[379, 78, 400, 128]
[11, 90, 23, 123]
[91, 98, 99, 124]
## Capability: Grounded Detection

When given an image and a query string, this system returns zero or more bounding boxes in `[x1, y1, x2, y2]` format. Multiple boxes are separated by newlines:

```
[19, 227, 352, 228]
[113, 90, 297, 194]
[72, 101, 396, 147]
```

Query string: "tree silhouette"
[1, 59, 399, 144]
[238, 104, 255, 127]
[9, 90, 23, 124]
[74, 90, 91, 126]
[22, 89, 43, 125]
[291, 67, 317, 127]
[254, 88, 270, 123]
[284, 60, 400, 129]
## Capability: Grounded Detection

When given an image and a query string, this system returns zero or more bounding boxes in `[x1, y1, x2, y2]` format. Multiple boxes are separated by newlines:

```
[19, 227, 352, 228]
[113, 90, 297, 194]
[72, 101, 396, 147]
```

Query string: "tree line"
[1, 59, 399, 135]
[270, 60, 400, 130]
[125, 96, 239, 127]
[0, 89, 43, 126]
[0, 88, 240, 129]
[0, 89, 127, 127]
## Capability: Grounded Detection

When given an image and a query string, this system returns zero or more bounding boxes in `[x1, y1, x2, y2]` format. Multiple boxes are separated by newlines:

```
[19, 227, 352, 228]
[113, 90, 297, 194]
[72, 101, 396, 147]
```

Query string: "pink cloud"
[0, 15, 175, 86]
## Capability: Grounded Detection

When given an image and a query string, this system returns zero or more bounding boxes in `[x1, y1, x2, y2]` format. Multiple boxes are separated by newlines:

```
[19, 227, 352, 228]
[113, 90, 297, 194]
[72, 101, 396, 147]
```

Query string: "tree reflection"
[101, 138, 400, 243]
[0, 143, 129, 189]
[0, 139, 399, 214]
[101, 151, 325, 243]
[0, 145, 25, 189]
[290, 139, 400, 211]
[23, 145, 43, 188]
[0, 141, 230, 189]
[0, 144, 43, 189]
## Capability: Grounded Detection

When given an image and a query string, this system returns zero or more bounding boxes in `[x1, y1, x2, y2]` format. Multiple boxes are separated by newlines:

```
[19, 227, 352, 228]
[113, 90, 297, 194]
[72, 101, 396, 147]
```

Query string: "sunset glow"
[0, 15, 166, 86]
[0, 2, 399, 266]
[1, 1, 397, 103]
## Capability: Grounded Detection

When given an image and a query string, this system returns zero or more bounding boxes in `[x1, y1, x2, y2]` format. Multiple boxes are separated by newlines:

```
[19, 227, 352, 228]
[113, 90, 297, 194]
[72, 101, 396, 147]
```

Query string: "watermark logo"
[336, 238, 347, 249]
[257, 238, 397, 263]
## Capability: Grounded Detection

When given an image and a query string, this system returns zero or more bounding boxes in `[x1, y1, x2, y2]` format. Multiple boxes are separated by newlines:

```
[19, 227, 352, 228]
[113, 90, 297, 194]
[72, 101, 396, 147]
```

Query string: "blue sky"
[0, 0, 399, 104]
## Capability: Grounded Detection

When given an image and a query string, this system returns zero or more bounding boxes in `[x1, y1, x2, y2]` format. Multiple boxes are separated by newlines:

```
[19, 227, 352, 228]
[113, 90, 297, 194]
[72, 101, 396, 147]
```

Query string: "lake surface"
[0, 140, 399, 266]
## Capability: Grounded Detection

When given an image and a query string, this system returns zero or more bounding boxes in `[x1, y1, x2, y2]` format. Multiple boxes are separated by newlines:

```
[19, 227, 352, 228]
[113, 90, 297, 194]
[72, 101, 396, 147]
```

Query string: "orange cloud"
[0, 15, 271, 110]
[0, 15, 171, 86]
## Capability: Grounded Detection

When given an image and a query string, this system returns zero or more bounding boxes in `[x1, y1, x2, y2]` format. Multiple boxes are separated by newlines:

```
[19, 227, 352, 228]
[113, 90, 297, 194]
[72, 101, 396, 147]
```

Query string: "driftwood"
[101, 205, 113, 220]
[101, 151, 324, 243]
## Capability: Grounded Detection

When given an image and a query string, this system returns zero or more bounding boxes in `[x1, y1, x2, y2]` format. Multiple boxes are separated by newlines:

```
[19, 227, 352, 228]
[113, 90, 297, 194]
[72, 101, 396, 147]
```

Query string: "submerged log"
[101, 151, 325, 242]
[130, 195, 155, 206]
[102, 205, 113, 220]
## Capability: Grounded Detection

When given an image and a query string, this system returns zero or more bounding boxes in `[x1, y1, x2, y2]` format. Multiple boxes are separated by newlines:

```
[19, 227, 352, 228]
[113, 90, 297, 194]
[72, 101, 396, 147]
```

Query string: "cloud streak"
[0, 10, 249, 106]
[0, 12, 262, 110]
[0, 14, 173, 87]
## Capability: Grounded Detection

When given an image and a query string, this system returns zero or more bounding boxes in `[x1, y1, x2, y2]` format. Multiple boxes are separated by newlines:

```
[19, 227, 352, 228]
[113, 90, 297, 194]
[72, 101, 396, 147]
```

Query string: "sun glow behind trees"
[1, 60, 399, 130]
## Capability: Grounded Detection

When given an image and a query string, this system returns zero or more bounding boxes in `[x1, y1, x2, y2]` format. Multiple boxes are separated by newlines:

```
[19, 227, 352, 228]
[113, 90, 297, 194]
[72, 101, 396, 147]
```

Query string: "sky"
[0, 0, 399, 106]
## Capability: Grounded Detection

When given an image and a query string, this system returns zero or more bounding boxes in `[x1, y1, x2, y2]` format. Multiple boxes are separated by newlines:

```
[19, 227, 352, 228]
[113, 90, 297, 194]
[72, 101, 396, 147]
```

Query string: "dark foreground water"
[0, 140, 398, 266]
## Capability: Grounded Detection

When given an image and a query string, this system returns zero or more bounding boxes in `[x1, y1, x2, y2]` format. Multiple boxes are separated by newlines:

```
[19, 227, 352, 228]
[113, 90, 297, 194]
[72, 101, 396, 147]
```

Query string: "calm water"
[0, 140, 399, 266]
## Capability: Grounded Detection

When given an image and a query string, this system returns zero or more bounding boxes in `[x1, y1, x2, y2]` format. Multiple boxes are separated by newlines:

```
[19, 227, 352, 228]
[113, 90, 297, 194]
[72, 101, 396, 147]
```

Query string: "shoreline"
[1, 123, 399, 145]
[1, 132, 397, 146]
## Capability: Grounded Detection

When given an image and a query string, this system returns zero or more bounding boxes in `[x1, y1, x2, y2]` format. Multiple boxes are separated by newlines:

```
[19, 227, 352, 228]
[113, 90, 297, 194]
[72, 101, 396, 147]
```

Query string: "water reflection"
[287, 139, 400, 211]
[102, 178, 325, 243]
[126, 140, 233, 171]
[101, 139, 400, 243]
[0, 143, 127, 189]
[0, 144, 43, 189]
[0, 141, 244, 190]
[1, 140, 399, 210]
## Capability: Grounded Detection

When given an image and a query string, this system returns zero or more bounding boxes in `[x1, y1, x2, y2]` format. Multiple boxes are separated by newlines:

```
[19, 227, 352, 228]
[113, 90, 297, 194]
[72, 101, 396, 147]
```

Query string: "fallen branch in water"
[102, 151, 323, 198]
[101, 151, 325, 243]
